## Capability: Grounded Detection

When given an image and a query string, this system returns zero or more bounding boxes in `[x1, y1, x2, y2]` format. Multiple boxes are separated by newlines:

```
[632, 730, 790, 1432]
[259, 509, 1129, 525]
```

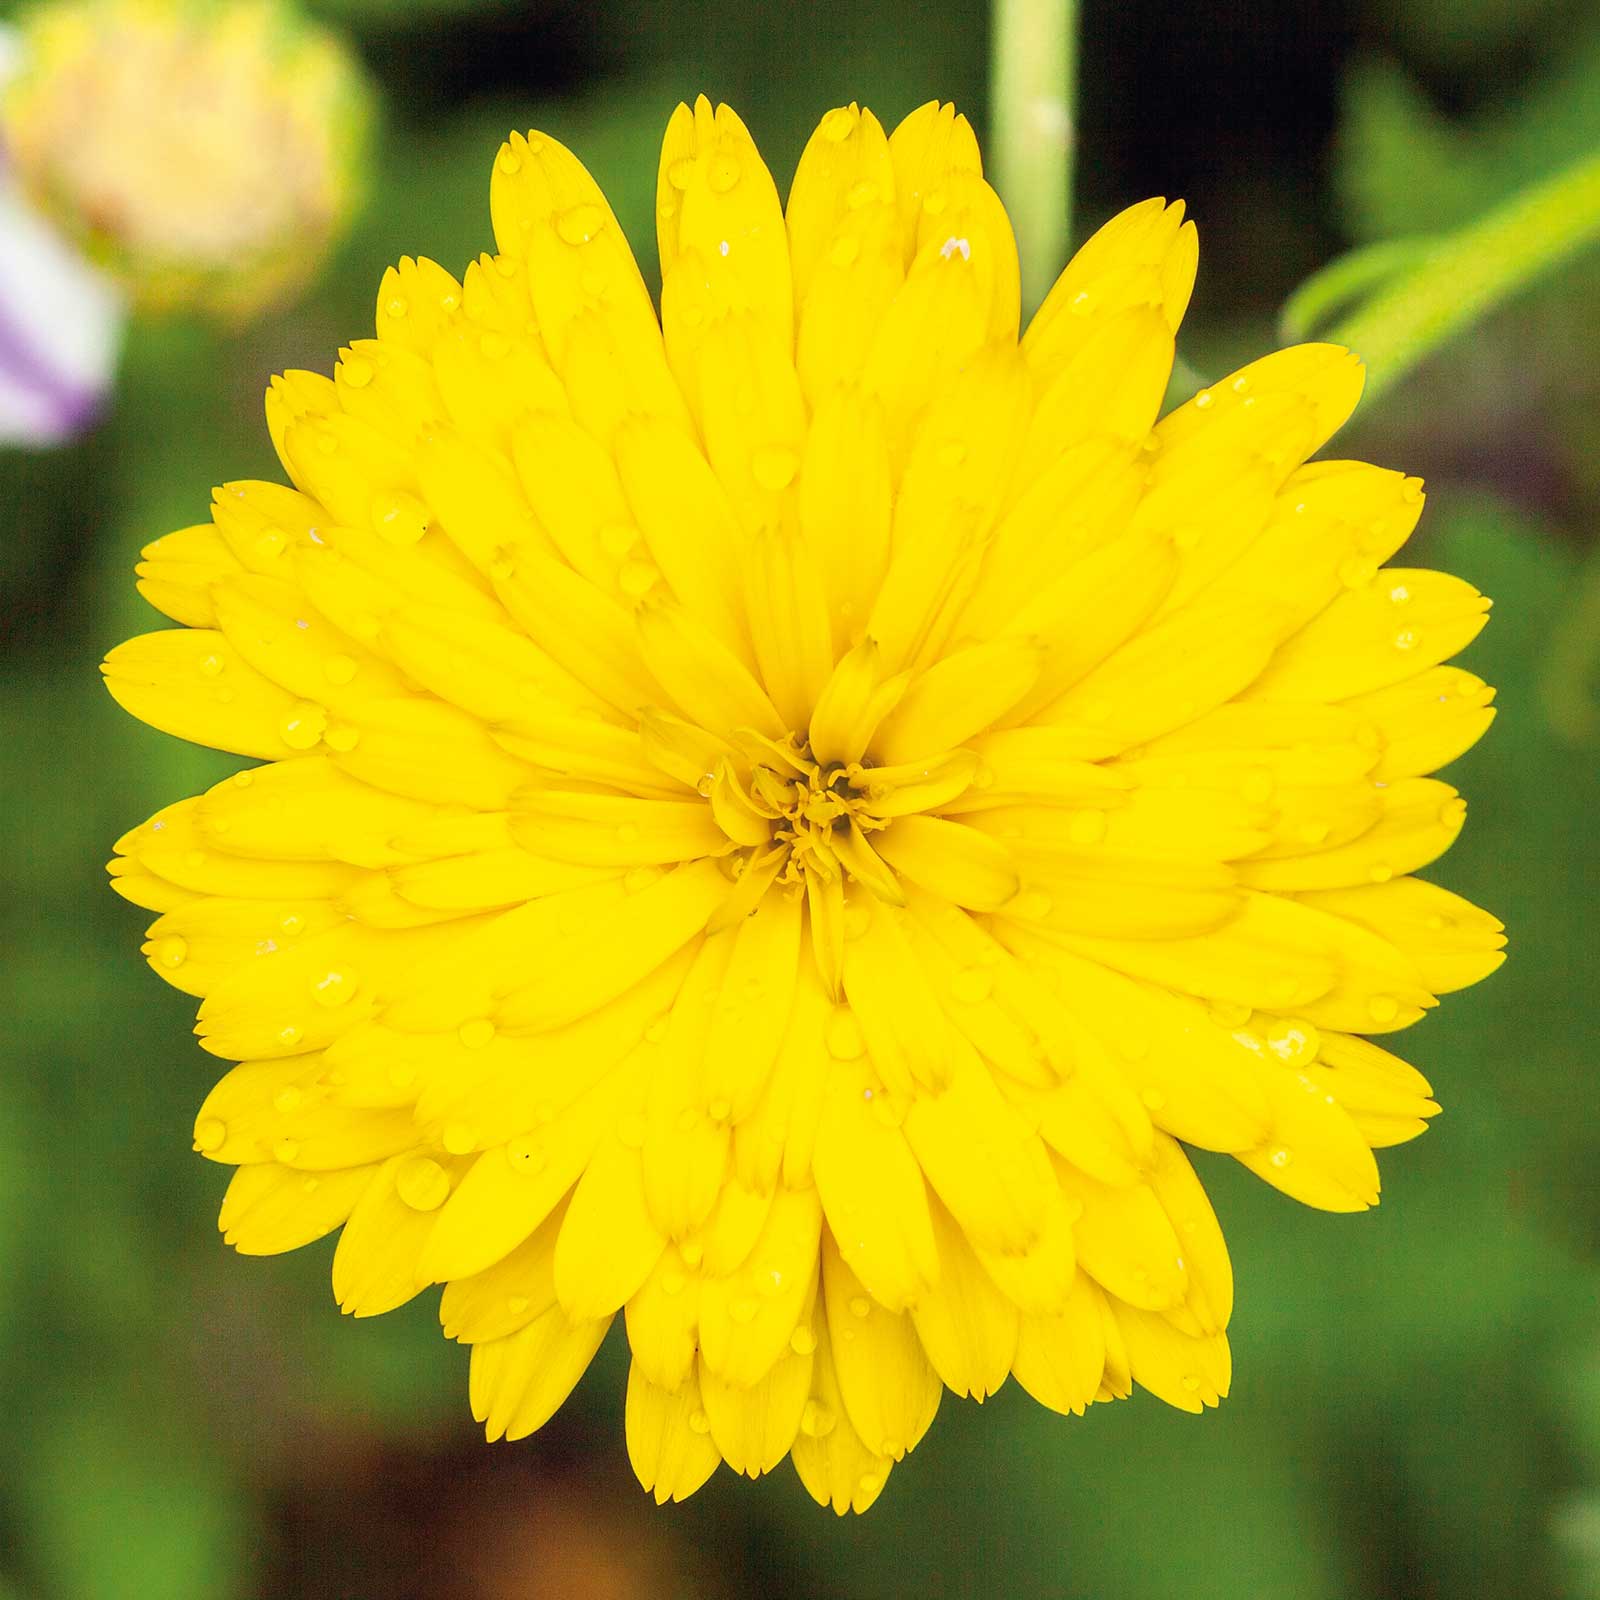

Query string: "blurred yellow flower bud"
[1, 0, 371, 320]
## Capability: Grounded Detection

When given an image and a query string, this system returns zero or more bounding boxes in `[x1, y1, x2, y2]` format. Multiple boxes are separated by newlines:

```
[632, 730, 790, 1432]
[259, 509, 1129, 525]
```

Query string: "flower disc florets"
[104, 95, 1503, 1515]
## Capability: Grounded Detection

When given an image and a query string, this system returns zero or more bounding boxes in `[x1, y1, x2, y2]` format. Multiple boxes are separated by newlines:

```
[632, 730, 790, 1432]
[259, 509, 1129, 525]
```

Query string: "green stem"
[991, 0, 1077, 315]
[1327, 146, 1600, 404]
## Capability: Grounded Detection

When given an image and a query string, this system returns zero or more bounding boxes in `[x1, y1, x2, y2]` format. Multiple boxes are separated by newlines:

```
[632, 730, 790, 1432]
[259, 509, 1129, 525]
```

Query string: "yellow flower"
[103, 98, 1505, 1514]
[3, 0, 369, 318]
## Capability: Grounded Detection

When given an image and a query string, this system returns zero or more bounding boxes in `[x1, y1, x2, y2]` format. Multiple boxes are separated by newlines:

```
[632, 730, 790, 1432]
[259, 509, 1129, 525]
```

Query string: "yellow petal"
[821, 1233, 941, 1461]
[625, 1362, 723, 1505]
[468, 1302, 611, 1441]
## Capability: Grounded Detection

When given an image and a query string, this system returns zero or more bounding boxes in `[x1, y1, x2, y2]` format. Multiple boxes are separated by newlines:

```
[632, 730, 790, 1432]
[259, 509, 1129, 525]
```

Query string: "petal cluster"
[104, 97, 1504, 1513]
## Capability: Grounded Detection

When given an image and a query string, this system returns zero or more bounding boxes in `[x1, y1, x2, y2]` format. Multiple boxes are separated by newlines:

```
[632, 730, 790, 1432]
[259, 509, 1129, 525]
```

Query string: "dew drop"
[624, 865, 663, 894]
[952, 967, 992, 1005]
[688, 1409, 712, 1435]
[667, 156, 697, 191]
[730, 1295, 758, 1323]
[273, 1085, 304, 1114]
[279, 702, 327, 751]
[618, 559, 659, 599]
[849, 1295, 871, 1319]
[255, 527, 286, 558]
[555, 204, 606, 246]
[847, 180, 877, 209]
[708, 153, 741, 193]
[939, 234, 971, 261]
[857, 1472, 883, 1499]
[458, 1018, 496, 1049]
[922, 188, 947, 216]
[1194, 389, 1214, 409]
[1010, 890, 1053, 920]
[752, 444, 799, 491]
[273, 1137, 300, 1164]
[312, 969, 355, 1008]
[825, 1007, 865, 1060]
[323, 654, 358, 686]
[340, 356, 374, 389]
[384, 297, 408, 321]
[195, 1117, 227, 1153]
[1368, 862, 1394, 884]
[507, 1295, 530, 1316]
[660, 1266, 687, 1296]
[280, 913, 305, 937]
[1340, 555, 1377, 589]
[199, 652, 226, 679]
[617, 822, 641, 845]
[1181, 1374, 1202, 1393]
[828, 234, 860, 268]
[1067, 809, 1108, 845]
[790, 1325, 818, 1356]
[618, 1113, 646, 1149]
[396, 1155, 452, 1211]
[822, 106, 857, 142]
[506, 1133, 543, 1169]
[1141, 1088, 1167, 1112]
[156, 935, 188, 969]
[443, 1122, 478, 1155]
[599, 522, 638, 559]
[278, 1024, 303, 1047]
[1268, 1146, 1292, 1169]
[1368, 995, 1400, 1024]
[680, 1239, 705, 1269]
[1394, 627, 1420, 651]
[842, 904, 873, 940]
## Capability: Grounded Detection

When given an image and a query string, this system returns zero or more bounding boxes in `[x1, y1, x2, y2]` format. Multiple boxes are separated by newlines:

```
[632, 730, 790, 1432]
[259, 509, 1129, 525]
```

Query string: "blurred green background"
[3, 1, 1599, 1596]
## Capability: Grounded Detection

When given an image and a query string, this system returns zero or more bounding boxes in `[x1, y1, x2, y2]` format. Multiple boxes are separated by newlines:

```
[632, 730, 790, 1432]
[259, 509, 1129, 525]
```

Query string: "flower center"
[704, 731, 904, 899]
[760, 747, 886, 886]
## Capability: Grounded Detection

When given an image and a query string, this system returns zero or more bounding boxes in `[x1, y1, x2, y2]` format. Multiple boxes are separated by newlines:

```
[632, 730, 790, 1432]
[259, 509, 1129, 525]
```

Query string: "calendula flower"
[103, 97, 1505, 1514]
[3, 0, 369, 322]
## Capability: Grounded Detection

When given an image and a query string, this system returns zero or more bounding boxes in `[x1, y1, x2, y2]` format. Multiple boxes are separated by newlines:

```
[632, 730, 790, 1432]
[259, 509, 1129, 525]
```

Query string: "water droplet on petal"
[443, 1122, 477, 1155]
[1368, 995, 1400, 1024]
[273, 1085, 304, 1114]
[506, 1133, 542, 1169]
[396, 1155, 450, 1211]
[556, 204, 606, 246]
[708, 153, 741, 193]
[279, 702, 327, 751]
[341, 356, 374, 389]
[790, 1325, 818, 1356]
[458, 1018, 495, 1049]
[825, 1007, 865, 1060]
[156, 935, 188, 969]
[507, 1294, 530, 1316]
[752, 445, 798, 491]
[1194, 389, 1214, 409]
[847, 180, 877, 209]
[952, 967, 992, 1005]
[828, 234, 860, 268]
[849, 1295, 871, 1319]
[195, 1117, 227, 1153]
[497, 146, 523, 176]
[385, 297, 408, 321]
[667, 156, 696, 190]
[1394, 627, 1420, 651]
[688, 1408, 711, 1434]
[822, 106, 857, 142]
[730, 1295, 758, 1323]
[324, 654, 357, 686]
[618, 559, 659, 599]
[312, 968, 355, 1008]
[273, 1137, 300, 1163]
[1268, 1146, 1292, 1169]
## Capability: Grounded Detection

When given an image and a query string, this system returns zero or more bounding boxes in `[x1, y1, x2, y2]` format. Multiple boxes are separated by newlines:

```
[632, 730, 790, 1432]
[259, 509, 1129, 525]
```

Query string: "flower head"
[104, 97, 1504, 1513]
[3, 0, 369, 318]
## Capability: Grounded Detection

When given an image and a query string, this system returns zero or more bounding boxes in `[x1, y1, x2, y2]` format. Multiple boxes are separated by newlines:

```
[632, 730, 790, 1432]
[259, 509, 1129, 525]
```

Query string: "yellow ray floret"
[104, 94, 1502, 1514]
